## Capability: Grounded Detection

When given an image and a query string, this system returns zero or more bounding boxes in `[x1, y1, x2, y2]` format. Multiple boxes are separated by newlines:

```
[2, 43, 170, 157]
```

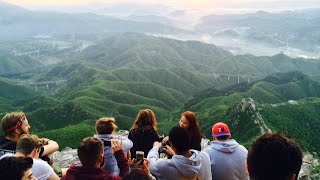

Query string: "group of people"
[0, 109, 303, 180]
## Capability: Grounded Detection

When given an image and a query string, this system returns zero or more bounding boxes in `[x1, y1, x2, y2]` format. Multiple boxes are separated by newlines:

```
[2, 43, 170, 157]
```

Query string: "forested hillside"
[1, 34, 320, 153]
[183, 71, 320, 153]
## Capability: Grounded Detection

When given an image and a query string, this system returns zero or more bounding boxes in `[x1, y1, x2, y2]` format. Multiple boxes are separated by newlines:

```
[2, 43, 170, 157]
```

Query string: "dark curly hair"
[0, 156, 33, 180]
[247, 133, 303, 180]
[123, 169, 151, 180]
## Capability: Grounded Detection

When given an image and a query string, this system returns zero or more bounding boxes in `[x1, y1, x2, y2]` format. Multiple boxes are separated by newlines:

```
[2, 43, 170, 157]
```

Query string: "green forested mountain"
[1, 34, 320, 152]
[0, 54, 41, 75]
[71, 33, 320, 78]
[182, 71, 320, 153]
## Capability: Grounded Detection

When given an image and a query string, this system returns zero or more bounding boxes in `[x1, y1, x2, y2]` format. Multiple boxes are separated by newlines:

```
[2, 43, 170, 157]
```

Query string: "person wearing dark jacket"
[179, 111, 203, 151]
[128, 109, 159, 158]
[61, 137, 129, 180]
[0, 112, 59, 163]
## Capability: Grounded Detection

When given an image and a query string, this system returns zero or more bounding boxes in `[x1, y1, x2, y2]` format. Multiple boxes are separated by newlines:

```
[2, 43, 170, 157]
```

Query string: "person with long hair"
[179, 111, 202, 151]
[128, 109, 159, 158]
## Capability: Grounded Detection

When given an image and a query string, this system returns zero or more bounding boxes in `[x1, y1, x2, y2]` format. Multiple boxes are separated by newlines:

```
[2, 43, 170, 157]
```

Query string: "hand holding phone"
[136, 151, 144, 164]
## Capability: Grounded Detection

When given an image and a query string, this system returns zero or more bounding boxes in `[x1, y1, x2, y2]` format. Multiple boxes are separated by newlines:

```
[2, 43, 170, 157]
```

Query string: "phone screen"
[136, 151, 144, 162]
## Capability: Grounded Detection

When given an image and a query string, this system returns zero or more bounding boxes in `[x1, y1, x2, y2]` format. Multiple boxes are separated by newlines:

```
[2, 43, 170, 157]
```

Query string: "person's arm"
[112, 140, 129, 177]
[147, 141, 164, 177]
[164, 145, 175, 157]
[40, 138, 59, 157]
[122, 138, 133, 152]
[47, 172, 60, 180]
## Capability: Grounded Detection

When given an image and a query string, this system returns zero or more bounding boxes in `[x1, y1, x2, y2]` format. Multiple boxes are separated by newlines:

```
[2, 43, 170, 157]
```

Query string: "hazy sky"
[3, 0, 320, 14]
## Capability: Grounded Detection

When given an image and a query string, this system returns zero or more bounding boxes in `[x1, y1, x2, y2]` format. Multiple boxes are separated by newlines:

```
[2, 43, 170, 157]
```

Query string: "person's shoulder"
[237, 144, 248, 153]
[33, 158, 53, 168]
[203, 144, 214, 152]
[0, 136, 9, 143]
[0, 136, 16, 150]
[0, 152, 14, 159]
[97, 168, 120, 180]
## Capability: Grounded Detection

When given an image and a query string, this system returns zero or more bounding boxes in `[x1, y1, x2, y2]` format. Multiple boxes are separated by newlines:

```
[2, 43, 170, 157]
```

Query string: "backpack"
[0, 141, 16, 157]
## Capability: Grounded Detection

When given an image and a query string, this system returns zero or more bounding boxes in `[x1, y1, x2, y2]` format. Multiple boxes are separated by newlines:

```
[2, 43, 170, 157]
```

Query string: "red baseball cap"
[212, 122, 231, 137]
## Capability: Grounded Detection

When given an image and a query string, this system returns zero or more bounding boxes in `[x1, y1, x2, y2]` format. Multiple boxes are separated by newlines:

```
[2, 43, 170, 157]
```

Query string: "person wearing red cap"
[203, 122, 248, 180]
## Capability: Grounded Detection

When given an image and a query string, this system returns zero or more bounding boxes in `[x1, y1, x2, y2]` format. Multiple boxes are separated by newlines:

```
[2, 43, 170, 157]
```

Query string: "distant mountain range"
[197, 10, 320, 56]
[0, 2, 186, 40]
[1, 1, 320, 57]
[1, 3, 320, 158]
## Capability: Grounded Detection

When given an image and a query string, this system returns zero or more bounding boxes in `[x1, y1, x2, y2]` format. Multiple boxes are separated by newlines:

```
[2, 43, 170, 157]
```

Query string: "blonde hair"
[130, 109, 157, 131]
[95, 117, 118, 134]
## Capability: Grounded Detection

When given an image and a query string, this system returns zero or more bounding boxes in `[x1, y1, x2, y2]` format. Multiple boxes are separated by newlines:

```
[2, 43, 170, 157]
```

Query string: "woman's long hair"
[181, 111, 202, 143]
[130, 109, 157, 131]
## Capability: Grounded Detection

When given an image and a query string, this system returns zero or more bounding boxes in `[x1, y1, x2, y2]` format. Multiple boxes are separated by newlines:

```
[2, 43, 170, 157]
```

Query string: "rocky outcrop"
[230, 98, 271, 134]
[52, 126, 319, 180]
[299, 153, 320, 180]
[53, 147, 81, 168]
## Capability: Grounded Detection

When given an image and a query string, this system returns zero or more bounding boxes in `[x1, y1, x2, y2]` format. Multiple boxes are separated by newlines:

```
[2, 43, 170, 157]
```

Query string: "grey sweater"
[203, 139, 249, 180]
[148, 147, 212, 180]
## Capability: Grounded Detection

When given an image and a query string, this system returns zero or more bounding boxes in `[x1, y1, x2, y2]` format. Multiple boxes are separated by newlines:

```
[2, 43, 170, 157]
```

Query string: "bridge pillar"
[35, 85, 38, 91]
[46, 84, 49, 89]
[237, 77, 240, 83]
[228, 76, 230, 80]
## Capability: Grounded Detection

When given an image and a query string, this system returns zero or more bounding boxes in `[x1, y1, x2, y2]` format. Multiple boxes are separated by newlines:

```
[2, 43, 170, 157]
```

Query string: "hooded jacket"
[61, 150, 128, 180]
[94, 134, 133, 175]
[147, 147, 212, 180]
[61, 166, 120, 180]
[203, 139, 249, 180]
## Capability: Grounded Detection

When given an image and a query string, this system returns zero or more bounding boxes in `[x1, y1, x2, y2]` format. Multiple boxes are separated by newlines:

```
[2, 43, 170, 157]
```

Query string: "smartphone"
[103, 139, 112, 147]
[136, 151, 144, 164]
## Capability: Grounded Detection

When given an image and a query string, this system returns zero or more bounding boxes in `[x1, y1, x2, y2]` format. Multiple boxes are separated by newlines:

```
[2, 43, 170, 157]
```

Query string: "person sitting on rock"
[247, 133, 303, 180]
[128, 109, 160, 159]
[61, 137, 129, 180]
[0, 156, 36, 180]
[94, 117, 133, 176]
[0, 112, 59, 164]
[148, 126, 212, 180]
[203, 122, 249, 180]
[0, 134, 60, 180]
[179, 111, 203, 151]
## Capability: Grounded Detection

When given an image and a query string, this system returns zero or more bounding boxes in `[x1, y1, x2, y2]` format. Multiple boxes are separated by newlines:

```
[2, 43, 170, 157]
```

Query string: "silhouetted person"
[123, 168, 152, 180]
[247, 133, 303, 180]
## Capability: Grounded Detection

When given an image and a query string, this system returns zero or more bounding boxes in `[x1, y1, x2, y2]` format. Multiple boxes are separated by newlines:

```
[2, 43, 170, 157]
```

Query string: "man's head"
[247, 133, 303, 180]
[1, 112, 30, 138]
[16, 134, 42, 157]
[95, 117, 117, 135]
[212, 122, 231, 141]
[78, 137, 104, 167]
[169, 126, 191, 154]
[123, 169, 151, 180]
[0, 156, 35, 180]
